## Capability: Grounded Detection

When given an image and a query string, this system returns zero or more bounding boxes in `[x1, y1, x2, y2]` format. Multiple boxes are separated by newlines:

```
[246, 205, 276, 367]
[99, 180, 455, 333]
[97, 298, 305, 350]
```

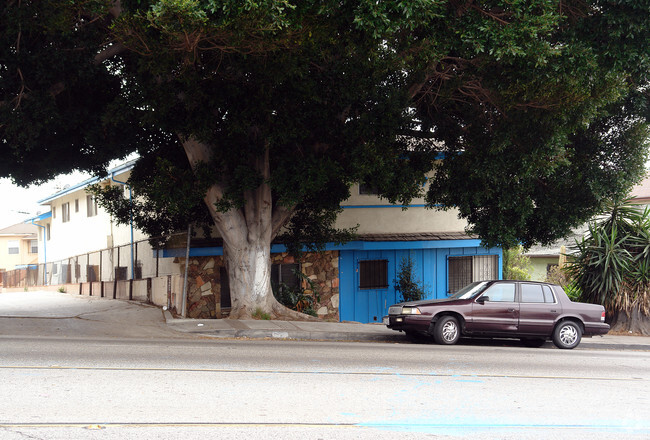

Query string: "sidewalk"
[163, 311, 650, 350]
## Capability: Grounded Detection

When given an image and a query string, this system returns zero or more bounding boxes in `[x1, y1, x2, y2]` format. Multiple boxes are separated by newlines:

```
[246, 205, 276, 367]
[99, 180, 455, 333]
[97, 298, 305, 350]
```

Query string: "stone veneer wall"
[179, 250, 340, 321]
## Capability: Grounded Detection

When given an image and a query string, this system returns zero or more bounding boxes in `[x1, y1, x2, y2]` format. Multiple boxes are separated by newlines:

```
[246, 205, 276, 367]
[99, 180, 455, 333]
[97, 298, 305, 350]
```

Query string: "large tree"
[2, 1, 650, 318]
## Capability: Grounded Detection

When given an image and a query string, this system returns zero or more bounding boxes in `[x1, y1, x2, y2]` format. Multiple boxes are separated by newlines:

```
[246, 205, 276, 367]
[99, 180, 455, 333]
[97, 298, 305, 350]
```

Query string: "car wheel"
[552, 321, 582, 349]
[521, 338, 546, 348]
[433, 316, 460, 345]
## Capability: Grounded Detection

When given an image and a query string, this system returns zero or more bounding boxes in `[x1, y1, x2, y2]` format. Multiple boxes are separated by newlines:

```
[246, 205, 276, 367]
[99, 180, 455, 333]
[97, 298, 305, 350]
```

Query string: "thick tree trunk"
[182, 137, 314, 320]
[610, 307, 650, 336]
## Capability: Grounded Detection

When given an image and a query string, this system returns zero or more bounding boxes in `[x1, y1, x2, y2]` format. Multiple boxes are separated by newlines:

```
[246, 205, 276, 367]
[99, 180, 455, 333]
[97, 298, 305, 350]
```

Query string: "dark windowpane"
[359, 260, 388, 289]
[521, 284, 545, 303]
[359, 183, 379, 195]
[271, 263, 300, 293]
[448, 256, 472, 294]
[220, 266, 231, 308]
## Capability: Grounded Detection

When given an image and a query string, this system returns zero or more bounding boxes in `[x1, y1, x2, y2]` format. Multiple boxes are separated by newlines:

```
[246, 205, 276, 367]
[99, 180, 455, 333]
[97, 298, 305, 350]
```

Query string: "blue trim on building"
[342, 204, 427, 209]
[160, 238, 485, 258]
[37, 159, 137, 204]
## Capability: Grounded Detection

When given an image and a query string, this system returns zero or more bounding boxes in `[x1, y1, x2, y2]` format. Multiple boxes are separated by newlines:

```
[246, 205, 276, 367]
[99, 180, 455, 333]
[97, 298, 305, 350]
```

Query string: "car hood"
[399, 297, 465, 307]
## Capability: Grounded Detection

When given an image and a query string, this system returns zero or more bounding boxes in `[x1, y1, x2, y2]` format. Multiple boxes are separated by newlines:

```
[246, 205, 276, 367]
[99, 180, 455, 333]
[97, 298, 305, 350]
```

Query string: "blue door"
[351, 251, 398, 323]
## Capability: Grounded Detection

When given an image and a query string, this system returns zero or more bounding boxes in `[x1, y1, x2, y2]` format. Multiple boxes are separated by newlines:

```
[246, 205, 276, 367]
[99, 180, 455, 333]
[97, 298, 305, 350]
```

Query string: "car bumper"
[584, 322, 610, 336]
[384, 315, 431, 333]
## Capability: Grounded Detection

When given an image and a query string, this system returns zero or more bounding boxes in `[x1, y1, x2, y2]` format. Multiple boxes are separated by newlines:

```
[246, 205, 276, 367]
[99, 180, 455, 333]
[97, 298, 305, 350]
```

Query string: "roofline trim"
[37, 159, 137, 204]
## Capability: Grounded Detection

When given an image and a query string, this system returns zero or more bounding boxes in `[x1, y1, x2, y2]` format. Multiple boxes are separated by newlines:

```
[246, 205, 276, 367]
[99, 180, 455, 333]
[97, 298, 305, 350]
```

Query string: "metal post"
[181, 225, 192, 318]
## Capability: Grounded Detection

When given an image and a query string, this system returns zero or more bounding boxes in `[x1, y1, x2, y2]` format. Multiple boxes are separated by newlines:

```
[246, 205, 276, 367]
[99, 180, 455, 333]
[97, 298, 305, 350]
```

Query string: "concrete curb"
[161, 312, 650, 349]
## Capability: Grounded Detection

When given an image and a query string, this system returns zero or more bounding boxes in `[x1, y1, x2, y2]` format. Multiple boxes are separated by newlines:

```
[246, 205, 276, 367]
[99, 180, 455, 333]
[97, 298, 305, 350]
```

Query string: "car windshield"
[449, 281, 490, 300]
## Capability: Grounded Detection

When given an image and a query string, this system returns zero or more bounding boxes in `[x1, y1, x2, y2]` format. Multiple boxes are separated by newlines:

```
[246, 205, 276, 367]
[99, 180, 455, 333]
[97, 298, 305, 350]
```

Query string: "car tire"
[552, 321, 582, 349]
[433, 316, 461, 345]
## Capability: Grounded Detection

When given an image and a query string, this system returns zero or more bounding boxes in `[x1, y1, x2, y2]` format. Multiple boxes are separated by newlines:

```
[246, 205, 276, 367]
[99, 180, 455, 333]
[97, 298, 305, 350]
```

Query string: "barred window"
[359, 260, 388, 289]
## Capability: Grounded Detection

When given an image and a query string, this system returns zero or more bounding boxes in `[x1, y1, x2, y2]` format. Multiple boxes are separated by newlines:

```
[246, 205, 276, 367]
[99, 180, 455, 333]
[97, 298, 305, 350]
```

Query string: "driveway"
[0, 290, 190, 339]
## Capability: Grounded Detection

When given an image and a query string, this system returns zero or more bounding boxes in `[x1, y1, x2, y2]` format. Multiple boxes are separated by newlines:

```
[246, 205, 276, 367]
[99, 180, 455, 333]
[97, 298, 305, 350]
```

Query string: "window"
[87, 195, 98, 217]
[52, 206, 56, 219]
[542, 285, 556, 303]
[46, 224, 51, 241]
[448, 255, 499, 295]
[448, 256, 472, 294]
[30, 240, 38, 254]
[358, 183, 379, 195]
[8, 240, 19, 255]
[75, 199, 79, 213]
[272, 263, 300, 293]
[220, 267, 231, 309]
[521, 283, 545, 303]
[482, 283, 516, 302]
[359, 260, 389, 289]
[62, 202, 70, 223]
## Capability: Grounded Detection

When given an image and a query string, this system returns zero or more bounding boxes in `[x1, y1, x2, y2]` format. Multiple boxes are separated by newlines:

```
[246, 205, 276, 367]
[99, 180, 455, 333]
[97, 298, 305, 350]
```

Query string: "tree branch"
[94, 42, 127, 64]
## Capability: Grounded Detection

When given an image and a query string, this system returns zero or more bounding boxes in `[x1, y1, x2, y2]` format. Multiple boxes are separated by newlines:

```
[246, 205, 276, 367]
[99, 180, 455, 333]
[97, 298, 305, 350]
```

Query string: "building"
[163, 181, 502, 323]
[23, 161, 502, 323]
[0, 222, 39, 286]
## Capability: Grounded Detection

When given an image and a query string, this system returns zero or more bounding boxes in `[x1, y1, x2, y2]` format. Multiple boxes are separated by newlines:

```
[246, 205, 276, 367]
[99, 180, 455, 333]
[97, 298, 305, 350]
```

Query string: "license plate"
[382, 316, 389, 325]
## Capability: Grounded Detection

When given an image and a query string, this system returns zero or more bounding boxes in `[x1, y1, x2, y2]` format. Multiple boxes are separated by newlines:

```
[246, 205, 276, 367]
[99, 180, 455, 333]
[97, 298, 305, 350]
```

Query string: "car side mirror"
[477, 296, 490, 304]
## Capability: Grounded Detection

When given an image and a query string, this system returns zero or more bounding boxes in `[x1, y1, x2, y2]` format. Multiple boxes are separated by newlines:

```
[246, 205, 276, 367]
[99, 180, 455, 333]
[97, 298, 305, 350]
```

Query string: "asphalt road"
[0, 291, 649, 439]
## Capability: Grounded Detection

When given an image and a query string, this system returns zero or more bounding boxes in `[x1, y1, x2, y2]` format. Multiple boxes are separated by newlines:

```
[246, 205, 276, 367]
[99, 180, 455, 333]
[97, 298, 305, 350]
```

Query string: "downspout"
[110, 173, 135, 281]
[31, 220, 47, 286]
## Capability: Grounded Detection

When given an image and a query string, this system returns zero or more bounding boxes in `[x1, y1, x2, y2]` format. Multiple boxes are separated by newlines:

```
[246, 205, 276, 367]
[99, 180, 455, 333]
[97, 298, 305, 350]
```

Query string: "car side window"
[482, 283, 516, 302]
[521, 284, 545, 303]
[542, 286, 556, 303]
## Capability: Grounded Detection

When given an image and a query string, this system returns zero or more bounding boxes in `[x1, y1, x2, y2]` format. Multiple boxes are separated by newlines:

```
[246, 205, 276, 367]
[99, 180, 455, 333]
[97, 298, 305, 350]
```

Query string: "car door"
[467, 282, 519, 333]
[517, 283, 561, 336]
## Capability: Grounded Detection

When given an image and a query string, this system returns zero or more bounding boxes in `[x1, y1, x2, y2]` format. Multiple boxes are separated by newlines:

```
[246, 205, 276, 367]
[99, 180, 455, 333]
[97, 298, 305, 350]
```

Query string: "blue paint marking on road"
[358, 420, 650, 434]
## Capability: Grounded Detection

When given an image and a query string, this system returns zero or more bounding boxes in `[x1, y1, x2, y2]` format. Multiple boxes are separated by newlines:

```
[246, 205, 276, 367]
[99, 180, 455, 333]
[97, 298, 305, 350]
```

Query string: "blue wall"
[339, 243, 502, 323]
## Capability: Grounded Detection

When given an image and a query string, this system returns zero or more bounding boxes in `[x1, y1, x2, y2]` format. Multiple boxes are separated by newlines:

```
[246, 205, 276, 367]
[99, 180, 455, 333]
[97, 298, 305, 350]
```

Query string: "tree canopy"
[2, 1, 650, 317]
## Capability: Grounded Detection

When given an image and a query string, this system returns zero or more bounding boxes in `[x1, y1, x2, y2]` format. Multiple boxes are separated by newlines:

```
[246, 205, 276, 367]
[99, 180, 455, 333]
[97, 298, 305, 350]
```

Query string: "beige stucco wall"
[0, 235, 38, 271]
[336, 183, 466, 234]
[529, 256, 559, 282]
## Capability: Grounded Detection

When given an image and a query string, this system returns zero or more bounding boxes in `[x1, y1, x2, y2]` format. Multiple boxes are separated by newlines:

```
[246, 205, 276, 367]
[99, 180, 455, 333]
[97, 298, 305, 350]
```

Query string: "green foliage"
[252, 307, 272, 320]
[503, 246, 532, 281]
[272, 269, 320, 316]
[545, 265, 581, 300]
[394, 254, 427, 303]
[566, 199, 650, 315]
[2, 0, 650, 255]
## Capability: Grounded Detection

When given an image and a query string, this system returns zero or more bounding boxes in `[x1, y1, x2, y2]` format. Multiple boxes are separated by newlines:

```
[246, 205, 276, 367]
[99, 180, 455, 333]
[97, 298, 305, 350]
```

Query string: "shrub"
[503, 246, 532, 280]
[394, 254, 427, 302]
[272, 269, 320, 316]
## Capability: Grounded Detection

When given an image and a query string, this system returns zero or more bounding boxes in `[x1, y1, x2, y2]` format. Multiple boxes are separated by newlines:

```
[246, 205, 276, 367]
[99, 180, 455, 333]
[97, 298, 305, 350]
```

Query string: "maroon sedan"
[384, 280, 609, 349]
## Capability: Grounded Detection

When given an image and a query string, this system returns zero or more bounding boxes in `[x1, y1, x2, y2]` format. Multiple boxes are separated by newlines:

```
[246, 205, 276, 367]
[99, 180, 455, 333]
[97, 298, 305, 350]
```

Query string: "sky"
[0, 154, 138, 229]
[0, 170, 92, 229]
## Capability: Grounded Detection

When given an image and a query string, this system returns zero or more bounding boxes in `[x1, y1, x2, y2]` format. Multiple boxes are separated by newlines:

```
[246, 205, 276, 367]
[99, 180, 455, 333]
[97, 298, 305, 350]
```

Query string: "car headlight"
[401, 306, 421, 315]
